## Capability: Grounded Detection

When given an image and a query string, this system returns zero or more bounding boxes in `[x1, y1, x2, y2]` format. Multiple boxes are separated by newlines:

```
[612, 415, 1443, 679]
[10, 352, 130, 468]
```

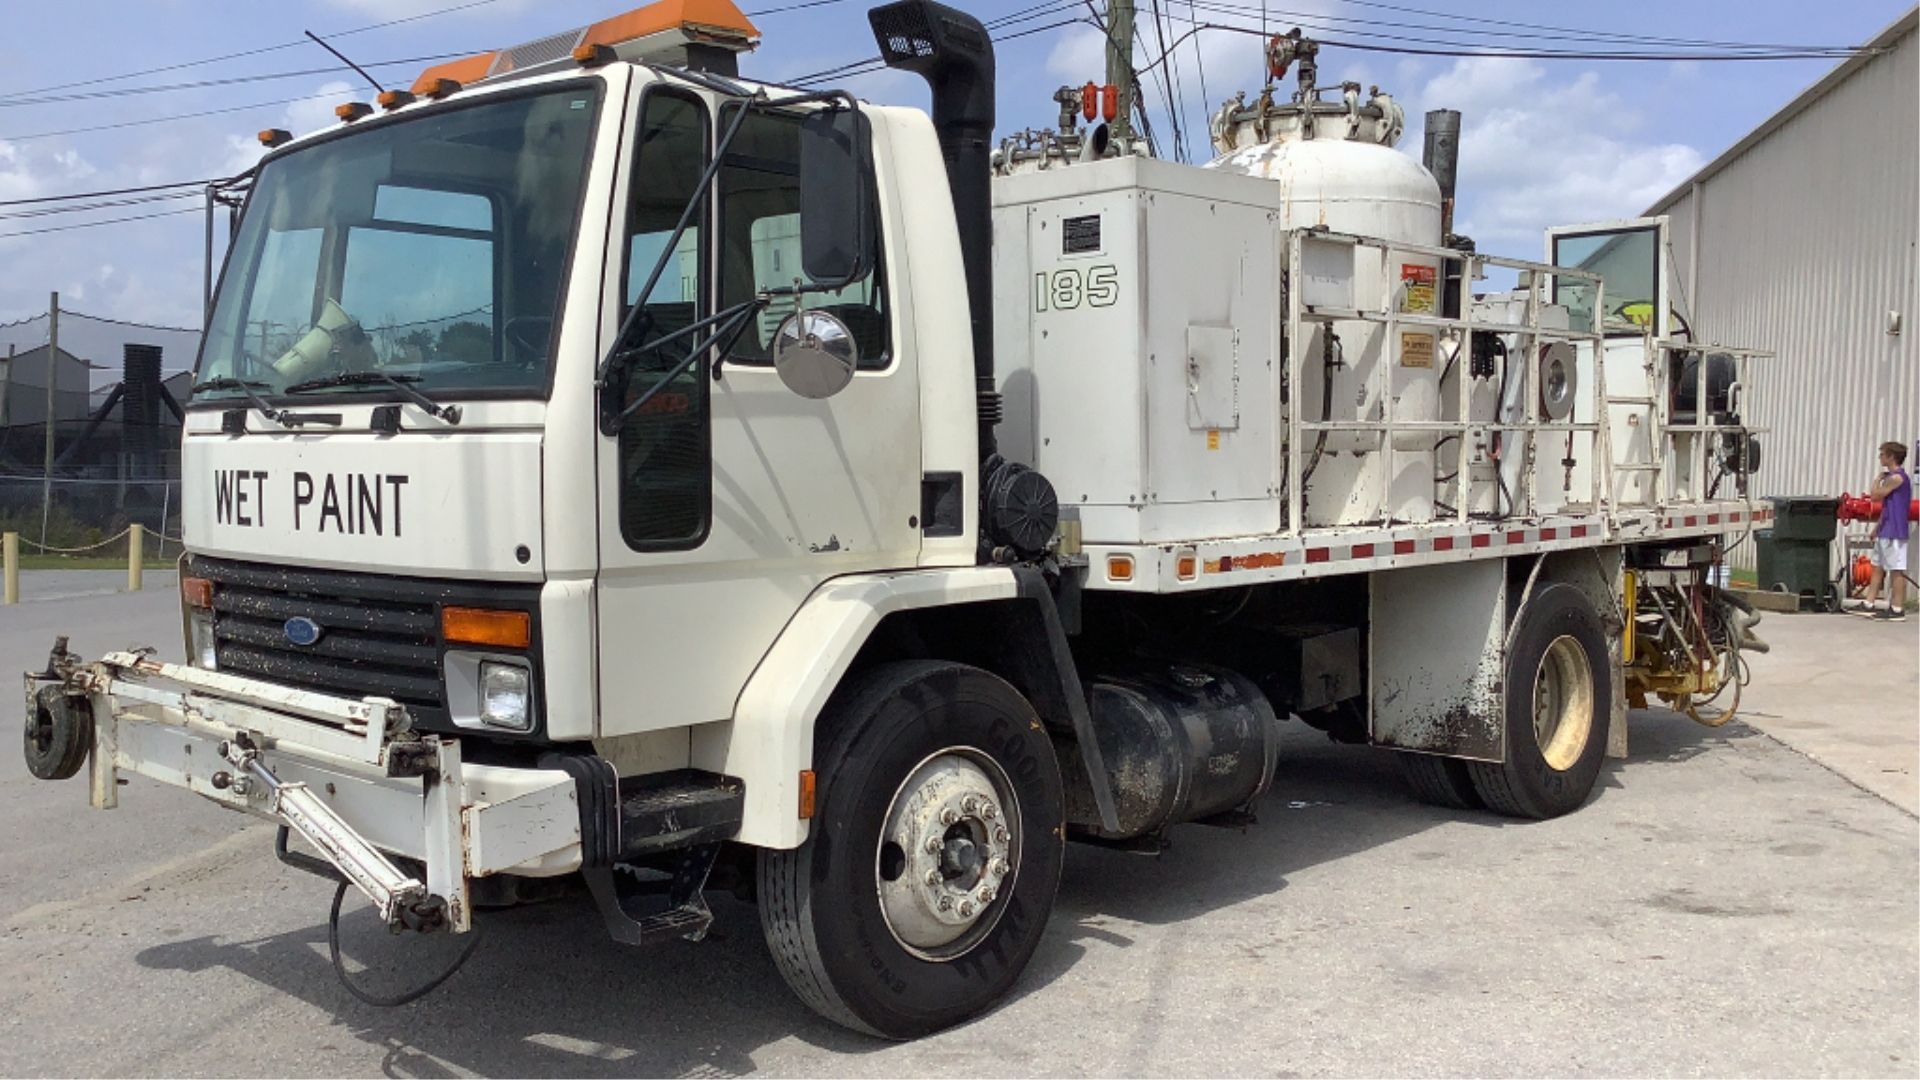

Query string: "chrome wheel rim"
[1533, 634, 1595, 771]
[874, 747, 1021, 961]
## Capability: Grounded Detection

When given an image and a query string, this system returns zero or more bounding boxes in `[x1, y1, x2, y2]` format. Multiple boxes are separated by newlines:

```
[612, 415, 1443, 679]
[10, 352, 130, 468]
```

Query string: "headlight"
[188, 609, 218, 670]
[478, 661, 532, 731]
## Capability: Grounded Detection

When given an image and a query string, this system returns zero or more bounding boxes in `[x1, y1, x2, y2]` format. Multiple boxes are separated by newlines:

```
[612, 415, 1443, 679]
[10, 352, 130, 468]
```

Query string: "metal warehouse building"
[1646, 7, 1918, 569]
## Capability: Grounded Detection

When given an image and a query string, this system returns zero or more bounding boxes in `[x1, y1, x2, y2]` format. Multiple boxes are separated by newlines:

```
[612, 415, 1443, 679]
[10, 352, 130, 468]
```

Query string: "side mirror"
[772, 310, 859, 399]
[798, 106, 871, 287]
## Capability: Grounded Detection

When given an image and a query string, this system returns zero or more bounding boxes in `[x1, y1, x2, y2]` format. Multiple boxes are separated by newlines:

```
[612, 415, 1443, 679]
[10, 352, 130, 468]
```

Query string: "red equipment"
[1835, 492, 1918, 523]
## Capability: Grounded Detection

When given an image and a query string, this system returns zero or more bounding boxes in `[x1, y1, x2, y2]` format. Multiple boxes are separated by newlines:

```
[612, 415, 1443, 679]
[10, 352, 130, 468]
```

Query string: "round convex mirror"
[772, 310, 859, 399]
[1538, 342, 1577, 421]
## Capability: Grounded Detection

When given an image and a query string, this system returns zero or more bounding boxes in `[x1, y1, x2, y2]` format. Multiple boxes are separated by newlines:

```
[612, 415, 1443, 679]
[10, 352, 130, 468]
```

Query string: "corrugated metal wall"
[1659, 22, 1918, 570]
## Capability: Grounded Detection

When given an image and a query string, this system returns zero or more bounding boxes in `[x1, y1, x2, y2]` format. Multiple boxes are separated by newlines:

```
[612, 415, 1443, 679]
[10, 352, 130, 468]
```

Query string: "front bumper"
[31, 650, 584, 933]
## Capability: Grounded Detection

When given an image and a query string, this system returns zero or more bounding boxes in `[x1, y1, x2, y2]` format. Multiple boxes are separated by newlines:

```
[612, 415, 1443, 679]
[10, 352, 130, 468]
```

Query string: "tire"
[1393, 751, 1484, 810]
[24, 686, 92, 781]
[758, 660, 1066, 1040]
[1468, 583, 1611, 819]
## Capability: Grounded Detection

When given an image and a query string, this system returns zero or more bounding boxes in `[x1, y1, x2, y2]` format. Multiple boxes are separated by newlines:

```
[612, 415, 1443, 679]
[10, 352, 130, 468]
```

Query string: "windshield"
[195, 83, 599, 403]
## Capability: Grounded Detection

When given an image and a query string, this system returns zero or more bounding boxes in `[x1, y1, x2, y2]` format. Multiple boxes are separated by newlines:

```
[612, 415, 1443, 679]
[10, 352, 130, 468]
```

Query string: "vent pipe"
[1422, 108, 1460, 242]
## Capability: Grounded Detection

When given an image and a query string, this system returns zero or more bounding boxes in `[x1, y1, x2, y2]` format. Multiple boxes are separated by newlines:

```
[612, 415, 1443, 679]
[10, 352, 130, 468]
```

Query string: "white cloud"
[1407, 57, 1703, 253]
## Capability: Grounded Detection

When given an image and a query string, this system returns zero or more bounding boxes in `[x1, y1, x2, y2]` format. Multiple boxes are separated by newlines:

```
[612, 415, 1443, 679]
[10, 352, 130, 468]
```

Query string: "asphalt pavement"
[1, 589, 1914, 1077]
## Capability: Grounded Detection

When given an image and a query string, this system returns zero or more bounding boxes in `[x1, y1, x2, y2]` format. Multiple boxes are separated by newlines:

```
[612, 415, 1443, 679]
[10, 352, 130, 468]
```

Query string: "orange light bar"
[410, 53, 497, 97]
[376, 89, 416, 110]
[797, 769, 817, 819]
[257, 128, 291, 147]
[442, 606, 532, 649]
[579, 0, 759, 51]
[181, 576, 214, 609]
[419, 77, 463, 99]
[335, 102, 373, 122]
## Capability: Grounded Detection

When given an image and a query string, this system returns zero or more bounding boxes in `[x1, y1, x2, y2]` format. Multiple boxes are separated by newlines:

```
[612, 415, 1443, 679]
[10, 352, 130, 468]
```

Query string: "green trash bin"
[1754, 528, 1834, 608]
[1767, 496, 1841, 542]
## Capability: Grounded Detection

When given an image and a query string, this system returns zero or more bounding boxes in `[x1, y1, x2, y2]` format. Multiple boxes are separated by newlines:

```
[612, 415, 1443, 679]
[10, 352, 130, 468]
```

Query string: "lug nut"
[961, 796, 980, 815]
[938, 896, 952, 912]
[958, 900, 975, 917]
[981, 804, 997, 820]
[924, 869, 941, 886]
[979, 886, 996, 904]
[939, 808, 959, 826]
[991, 858, 1010, 875]
[995, 826, 1011, 843]
[926, 836, 943, 854]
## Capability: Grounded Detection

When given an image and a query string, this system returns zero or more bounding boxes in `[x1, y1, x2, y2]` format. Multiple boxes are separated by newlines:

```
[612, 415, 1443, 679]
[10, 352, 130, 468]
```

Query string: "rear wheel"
[1469, 583, 1610, 818]
[1394, 751, 1484, 810]
[758, 661, 1065, 1039]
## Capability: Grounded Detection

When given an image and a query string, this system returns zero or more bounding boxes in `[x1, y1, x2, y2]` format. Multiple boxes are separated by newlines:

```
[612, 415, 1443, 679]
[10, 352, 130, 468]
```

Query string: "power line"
[1178, 2, 1872, 61]
[0, 179, 207, 209]
[0, 90, 338, 144]
[744, 0, 849, 14]
[0, 206, 202, 240]
[1321, 0, 1868, 54]
[0, 0, 503, 103]
[0, 54, 463, 109]
[0, 190, 202, 223]
[1151, 10, 1880, 66]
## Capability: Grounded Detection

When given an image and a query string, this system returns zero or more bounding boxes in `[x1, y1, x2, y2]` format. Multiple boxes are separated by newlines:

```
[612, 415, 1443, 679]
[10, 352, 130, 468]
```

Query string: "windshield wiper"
[191, 377, 342, 428]
[284, 370, 462, 424]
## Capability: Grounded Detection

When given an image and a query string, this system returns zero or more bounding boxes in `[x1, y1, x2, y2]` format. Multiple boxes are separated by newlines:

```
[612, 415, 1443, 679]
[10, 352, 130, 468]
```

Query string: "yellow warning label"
[1207, 430, 1221, 450]
[1400, 332, 1435, 368]
[1400, 263, 1437, 314]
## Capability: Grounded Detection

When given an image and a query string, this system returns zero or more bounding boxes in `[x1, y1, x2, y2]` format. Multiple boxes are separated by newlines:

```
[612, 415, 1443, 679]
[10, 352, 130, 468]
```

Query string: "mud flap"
[1368, 559, 1506, 762]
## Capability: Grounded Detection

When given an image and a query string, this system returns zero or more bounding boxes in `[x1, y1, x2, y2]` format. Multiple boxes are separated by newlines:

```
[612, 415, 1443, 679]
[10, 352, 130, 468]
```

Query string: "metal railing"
[1282, 228, 1612, 536]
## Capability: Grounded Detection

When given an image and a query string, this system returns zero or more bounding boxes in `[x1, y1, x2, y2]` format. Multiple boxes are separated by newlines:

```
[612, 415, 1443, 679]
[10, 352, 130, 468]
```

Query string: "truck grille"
[192, 556, 541, 733]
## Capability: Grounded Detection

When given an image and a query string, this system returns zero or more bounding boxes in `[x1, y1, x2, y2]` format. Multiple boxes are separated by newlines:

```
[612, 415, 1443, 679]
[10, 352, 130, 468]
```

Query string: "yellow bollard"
[3, 531, 17, 604]
[127, 523, 144, 593]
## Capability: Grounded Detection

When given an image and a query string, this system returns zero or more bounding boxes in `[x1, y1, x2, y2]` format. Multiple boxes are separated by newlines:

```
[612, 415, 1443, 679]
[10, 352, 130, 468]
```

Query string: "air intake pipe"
[870, 0, 1058, 562]
[868, 0, 998, 457]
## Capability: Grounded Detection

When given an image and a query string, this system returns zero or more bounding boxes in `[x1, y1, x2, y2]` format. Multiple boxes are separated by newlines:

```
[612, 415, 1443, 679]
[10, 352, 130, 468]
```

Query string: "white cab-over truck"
[23, 0, 1774, 1038]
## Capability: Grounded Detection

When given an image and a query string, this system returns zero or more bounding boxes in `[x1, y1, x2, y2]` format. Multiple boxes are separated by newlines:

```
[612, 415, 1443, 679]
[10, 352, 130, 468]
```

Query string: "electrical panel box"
[992, 156, 1283, 545]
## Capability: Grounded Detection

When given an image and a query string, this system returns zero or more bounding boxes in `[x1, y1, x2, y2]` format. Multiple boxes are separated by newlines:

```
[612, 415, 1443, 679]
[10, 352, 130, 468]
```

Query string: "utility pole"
[1, 343, 14, 428]
[39, 292, 58, 547]
[1105, 0, 1135, 145]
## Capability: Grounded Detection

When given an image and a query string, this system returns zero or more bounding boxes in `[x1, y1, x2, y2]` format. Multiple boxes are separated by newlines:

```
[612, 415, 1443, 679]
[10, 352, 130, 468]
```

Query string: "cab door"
[593, 84, 920, 738]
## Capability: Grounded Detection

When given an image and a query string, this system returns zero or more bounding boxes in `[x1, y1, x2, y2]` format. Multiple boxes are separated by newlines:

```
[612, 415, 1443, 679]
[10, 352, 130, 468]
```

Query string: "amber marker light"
[442, 606, 532, 649]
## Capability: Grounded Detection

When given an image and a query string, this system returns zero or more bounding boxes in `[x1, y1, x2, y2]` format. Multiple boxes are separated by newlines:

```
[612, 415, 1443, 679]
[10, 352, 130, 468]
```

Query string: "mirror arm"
[596, 89, 765, 388]
[600, 299, 764, 435]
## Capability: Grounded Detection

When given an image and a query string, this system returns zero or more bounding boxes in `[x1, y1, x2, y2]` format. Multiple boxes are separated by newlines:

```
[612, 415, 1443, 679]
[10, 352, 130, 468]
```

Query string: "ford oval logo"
[283, 616, 324, 647]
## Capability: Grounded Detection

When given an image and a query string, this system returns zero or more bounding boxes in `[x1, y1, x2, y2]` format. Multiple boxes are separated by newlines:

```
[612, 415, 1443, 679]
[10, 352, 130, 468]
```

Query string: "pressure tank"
[1202, 68, 1449, 526]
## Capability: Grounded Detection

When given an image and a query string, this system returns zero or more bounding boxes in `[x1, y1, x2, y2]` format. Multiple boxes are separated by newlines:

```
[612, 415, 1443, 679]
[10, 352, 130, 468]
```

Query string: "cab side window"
[718, 107, 889, 367]
[618, 90, 710, 549]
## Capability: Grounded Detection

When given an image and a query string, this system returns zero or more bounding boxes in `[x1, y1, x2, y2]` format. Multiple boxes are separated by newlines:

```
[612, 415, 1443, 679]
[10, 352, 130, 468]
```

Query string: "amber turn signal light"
[442, 606, 531, 649]
[257, 128, 291, 147]
[181, 576, 214, 609]
[335, 102, 373, 122]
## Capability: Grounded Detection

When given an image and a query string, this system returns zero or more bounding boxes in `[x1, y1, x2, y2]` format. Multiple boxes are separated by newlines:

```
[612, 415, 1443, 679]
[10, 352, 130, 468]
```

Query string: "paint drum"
[1075, 664, 1282, 841]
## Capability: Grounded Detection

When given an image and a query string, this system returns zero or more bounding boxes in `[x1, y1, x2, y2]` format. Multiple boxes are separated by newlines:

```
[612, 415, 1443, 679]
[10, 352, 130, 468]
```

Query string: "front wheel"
[758, 661, 1065, 1039]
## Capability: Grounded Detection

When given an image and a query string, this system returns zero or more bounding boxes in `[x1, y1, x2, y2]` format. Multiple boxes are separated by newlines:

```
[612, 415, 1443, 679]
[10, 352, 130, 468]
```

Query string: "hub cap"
[1533, 634, 1595, 771]
[875, 748, 1020, 961]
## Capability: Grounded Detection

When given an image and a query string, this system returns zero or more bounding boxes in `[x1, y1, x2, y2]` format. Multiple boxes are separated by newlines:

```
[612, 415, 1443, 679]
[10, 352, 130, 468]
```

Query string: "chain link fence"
[1, 301, 197, 552]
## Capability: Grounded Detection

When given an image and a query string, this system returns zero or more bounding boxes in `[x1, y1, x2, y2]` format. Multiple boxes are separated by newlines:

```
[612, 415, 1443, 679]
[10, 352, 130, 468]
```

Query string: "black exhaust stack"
[1422, 108, 1469, 319]
[868, 0, 998, 457]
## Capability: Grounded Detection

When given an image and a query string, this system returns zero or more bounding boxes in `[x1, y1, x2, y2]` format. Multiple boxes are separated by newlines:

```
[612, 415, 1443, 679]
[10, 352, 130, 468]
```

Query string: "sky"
[0, 0, 1910, 336]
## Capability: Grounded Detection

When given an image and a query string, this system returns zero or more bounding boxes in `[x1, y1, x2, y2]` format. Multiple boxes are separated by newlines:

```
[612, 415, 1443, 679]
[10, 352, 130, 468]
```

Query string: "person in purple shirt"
[1849, 440, 1911, 622]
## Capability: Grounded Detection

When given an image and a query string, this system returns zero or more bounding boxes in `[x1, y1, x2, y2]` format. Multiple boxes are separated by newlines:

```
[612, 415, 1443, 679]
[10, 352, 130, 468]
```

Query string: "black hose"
[1300, 328, 1339, 494]
[328, 880, 482, 1008]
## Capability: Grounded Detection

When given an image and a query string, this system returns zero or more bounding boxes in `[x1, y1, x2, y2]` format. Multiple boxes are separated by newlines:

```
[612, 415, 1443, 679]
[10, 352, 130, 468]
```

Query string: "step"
[617, 770, 745, 859]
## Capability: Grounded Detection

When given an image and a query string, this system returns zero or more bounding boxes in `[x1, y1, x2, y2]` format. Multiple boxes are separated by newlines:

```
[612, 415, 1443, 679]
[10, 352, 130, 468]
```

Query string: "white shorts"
[1873, 537, 1908, 572]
